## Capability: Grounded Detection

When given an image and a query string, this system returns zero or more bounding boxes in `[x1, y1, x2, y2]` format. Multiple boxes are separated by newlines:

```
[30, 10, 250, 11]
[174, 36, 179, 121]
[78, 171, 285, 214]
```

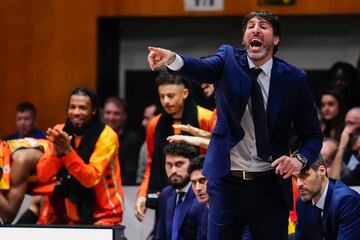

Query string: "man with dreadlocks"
[36, 87, 124, 225]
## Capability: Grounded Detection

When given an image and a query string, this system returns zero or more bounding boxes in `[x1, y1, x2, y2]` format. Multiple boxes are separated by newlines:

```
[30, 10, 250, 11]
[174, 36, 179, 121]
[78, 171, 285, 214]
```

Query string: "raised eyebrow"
[246, 21, 255, 26]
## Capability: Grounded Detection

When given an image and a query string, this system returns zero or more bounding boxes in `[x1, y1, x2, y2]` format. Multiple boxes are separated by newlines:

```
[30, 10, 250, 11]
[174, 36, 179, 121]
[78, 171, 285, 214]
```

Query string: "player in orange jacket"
[36, 87, 124, 225]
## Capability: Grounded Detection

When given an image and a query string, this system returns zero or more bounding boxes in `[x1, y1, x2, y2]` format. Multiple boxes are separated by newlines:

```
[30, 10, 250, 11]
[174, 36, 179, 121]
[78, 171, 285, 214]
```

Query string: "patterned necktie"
[251, 68, 272, 162]
[171, 191, 185, 240]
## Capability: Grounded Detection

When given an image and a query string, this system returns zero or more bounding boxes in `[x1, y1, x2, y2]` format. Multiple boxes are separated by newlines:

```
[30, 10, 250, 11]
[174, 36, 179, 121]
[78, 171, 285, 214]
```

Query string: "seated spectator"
[103, 97, 143, 185]
[320, 90, 345, 141]
[295, 156, 360, 240]
[329, 107, 360, 185]
[4, 102, 45, 140]
[344, 107, 360, 132]
[0, 138, 55, 224]
[328, 61, 360, 109]
[157, 142, 207, 240]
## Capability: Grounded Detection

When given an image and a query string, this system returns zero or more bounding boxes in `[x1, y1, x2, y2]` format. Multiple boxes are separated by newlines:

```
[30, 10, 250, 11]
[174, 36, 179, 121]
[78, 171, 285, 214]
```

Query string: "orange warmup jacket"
[137, 106, 213, 198]
[36, 124, 124, 225]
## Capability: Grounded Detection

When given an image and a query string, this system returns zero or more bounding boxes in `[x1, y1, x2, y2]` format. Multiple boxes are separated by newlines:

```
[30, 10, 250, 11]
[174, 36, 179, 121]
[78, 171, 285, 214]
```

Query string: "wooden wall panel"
[0, 1, 99, 136]
[0, 0, 359, 136]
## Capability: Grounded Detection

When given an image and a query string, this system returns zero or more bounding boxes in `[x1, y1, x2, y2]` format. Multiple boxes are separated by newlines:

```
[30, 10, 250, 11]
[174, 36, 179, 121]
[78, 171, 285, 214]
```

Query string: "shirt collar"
[313, 180, 329, 210]
[247, 57, 273, 76]
[176, 181, 191, 194]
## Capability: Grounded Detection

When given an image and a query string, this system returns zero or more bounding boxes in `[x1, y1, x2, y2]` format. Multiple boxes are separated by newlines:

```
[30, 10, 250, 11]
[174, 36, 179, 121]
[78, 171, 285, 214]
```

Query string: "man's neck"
[171, 107, 184, 120]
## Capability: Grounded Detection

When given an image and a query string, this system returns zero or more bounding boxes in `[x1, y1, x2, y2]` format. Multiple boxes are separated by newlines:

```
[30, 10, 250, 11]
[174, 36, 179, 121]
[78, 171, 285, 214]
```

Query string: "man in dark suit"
[295, 156, 360, 240]
[147, 10, 322, 240]
[157, 142, 207, 240]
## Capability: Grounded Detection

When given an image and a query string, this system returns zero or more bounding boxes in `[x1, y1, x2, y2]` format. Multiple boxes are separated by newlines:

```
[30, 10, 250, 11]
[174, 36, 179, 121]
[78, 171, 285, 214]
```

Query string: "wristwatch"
[294, 153, 308, 173]
[167, 53, 176, 65]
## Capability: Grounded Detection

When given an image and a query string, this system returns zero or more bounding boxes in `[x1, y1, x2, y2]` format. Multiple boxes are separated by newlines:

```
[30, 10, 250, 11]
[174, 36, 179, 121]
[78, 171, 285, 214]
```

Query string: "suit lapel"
[238, 54, 252, 108]
[322, 179, 335, 239]
[267, 59, 284, 128]
[166, 189, 177, 239]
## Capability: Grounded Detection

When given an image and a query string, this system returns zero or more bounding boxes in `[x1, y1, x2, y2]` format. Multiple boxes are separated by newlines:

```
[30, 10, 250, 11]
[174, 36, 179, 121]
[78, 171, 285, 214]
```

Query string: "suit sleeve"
[295, 199, 307, 240]
[173, 45, 229, 84]
[61, 126, 119, 188]
[292, 73, 323, 167]
[337, 195, 360, 240]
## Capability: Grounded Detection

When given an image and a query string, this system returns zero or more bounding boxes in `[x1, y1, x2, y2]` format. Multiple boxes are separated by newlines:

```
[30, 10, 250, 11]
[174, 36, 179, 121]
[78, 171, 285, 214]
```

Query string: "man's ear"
[183, 88, 189, 99]
[274, 36, 280, 47]
[318, 165, 327, 178]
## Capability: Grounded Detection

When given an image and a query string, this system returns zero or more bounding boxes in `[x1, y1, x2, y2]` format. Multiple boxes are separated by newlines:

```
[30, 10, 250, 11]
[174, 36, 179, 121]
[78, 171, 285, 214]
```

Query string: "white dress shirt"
[167, 54, 274, 172]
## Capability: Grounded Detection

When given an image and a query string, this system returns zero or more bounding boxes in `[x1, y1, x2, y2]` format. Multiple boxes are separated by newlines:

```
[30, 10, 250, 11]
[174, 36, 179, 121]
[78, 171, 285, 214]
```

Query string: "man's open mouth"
[250, 39, 263, 48]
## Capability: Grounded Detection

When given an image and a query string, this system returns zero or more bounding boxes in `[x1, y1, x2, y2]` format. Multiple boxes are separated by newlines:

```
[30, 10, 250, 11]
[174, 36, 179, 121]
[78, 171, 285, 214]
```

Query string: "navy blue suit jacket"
[295, 179, 360, 240]
[156, 185, 208, 240]
[175, 45, 323, 208]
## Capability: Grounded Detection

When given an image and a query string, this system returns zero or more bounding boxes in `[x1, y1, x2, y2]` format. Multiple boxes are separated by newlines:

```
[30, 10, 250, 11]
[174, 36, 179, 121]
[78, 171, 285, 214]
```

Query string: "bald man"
[329, 107, 360, 184]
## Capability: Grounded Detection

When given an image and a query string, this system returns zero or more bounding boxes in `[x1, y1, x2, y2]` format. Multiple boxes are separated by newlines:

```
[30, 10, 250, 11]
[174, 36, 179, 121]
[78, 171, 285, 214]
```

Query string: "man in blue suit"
[157, 142, 208, 240]
[148, 10, 322, 240]
[295, 156, 360, 239]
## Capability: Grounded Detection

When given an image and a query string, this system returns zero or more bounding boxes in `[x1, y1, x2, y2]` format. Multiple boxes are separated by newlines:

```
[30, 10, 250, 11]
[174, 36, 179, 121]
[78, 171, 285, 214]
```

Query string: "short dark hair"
[310, 155, 326, 170]
[309, 155, 328, 177]
[188, 155, 205, 175]
[104, 96, 127, 113]
[155, 72, 190, 90]
[16, 102, 37, 116]
[321, 89, 346, 112]
[68, 87, 100, 118]
[163, 142, 198, 161]
[242, 10, 281, 54]
[329, 61, 358, 86]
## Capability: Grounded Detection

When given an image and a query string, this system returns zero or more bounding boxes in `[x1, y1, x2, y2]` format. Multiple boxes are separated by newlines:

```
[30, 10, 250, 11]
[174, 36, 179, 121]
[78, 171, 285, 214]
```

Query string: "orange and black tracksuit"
[36, 124, 124, 225]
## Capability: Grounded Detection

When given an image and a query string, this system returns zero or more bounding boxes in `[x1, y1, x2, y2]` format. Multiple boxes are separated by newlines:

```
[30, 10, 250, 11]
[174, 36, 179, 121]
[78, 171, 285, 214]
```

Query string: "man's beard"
[168, 175, 190, 189]
[244, 40, 273, 62]
[299, 180, 322, 202]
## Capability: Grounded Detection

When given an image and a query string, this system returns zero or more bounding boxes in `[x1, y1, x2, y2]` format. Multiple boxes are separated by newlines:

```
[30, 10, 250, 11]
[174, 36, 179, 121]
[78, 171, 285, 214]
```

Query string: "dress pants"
[207, 172, 289, 240]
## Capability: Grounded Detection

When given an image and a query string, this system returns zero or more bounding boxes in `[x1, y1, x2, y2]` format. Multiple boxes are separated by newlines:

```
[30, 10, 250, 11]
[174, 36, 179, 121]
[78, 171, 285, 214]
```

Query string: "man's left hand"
[271, 156, 302, 179]
[47, 128, 73, 156]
